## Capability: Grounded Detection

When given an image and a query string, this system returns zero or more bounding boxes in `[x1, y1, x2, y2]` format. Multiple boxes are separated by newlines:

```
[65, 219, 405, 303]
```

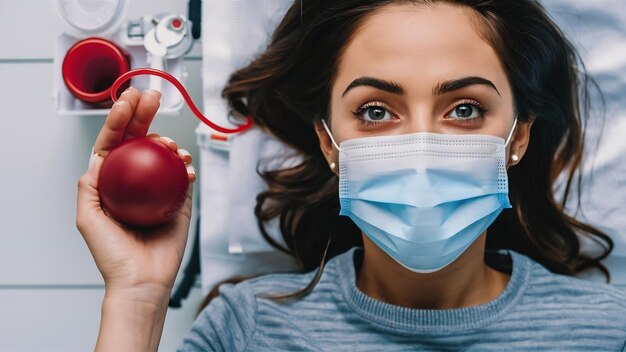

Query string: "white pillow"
[544, 0, 626, 285]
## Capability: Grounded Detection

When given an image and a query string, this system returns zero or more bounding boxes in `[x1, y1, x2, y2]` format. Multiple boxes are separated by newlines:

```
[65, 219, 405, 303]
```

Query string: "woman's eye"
[354, 104, 393, 124]
[447, 103, 486, 120]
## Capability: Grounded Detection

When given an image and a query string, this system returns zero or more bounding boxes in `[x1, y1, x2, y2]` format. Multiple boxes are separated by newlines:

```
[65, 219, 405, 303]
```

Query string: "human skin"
[314, 3, 534, 309]
[76, 87, 196, 351]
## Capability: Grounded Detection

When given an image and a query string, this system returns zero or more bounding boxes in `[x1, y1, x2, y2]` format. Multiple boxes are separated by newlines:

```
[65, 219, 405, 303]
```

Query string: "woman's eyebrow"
[341, 76, 500, 98]
[342, 77, 406, 97]
[433, 76, 501, 96]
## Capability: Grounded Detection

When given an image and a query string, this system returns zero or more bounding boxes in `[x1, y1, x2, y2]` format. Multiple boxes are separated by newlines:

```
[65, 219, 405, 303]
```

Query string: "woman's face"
[320, 3, 528, 161]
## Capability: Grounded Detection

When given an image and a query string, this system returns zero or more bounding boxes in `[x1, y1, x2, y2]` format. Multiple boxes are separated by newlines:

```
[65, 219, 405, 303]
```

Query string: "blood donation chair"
[171, 1, 299, 306]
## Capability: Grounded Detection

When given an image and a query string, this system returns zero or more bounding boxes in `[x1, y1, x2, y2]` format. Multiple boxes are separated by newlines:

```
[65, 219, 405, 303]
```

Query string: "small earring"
[511, 154, 519, 162]
[330, 162, 336, 170]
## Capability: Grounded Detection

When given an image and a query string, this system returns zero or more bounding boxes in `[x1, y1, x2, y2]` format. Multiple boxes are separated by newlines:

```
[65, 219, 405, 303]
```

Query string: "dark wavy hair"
[201, 0, 613, 308]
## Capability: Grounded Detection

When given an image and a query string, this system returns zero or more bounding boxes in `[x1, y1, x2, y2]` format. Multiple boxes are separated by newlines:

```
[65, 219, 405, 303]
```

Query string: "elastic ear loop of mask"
[504, 118, 518, 147]
[322, 118, 518, 150]
[321, 119, 342, 151]
[110, 68, 254, 134]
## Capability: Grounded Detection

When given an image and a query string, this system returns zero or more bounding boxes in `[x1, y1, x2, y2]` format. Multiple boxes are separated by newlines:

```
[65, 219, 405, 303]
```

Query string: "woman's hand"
[76, 87, 196, 299]
[76, 88, 197, 351]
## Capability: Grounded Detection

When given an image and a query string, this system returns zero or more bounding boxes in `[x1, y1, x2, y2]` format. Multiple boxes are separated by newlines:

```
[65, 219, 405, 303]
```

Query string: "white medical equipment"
[197, 0, 300, 294]
[143, 14, 194, 92]
[53, 0, 128, 38]
[51, 0, 187, 115]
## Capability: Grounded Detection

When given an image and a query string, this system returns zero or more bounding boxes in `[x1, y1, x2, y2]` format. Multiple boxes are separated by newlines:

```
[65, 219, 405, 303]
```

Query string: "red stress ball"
[98, 138, 189, 227]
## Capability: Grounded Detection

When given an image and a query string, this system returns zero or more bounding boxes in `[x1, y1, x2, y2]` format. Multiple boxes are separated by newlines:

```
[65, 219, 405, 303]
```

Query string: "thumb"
[77, 151, 105, 216]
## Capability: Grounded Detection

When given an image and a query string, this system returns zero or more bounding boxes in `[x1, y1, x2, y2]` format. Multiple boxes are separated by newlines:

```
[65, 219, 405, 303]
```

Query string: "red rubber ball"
[98, 137, 190, 227]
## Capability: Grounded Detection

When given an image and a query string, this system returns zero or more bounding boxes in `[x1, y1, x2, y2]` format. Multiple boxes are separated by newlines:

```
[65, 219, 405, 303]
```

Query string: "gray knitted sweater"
[179, 247, 626, 351]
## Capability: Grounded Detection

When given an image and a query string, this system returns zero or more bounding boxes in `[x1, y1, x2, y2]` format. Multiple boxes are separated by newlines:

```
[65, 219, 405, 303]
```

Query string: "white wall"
[0, 1, 204, 351]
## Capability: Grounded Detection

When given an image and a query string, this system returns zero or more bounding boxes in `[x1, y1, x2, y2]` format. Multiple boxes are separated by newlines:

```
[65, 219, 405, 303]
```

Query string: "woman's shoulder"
[178, 270, 318, 351]
[520, 250, 626, 297]
[511, 249, 626, 320]
[178, 255, 348, 351]
[242, 248, 353, 299]
[243, 269, 319, 297]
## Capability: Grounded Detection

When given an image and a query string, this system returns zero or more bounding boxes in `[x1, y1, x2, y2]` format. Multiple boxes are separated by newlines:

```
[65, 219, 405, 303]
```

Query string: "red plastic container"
[62, 37, 131, 104]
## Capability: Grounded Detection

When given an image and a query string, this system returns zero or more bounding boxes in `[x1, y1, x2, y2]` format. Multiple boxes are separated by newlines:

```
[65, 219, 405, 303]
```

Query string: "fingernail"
[178, 148, 192, 162]
[89, 151, 100, 170]
[186, 164, 196, 175]
[113, 100, 127, 107]
[162, 136, 176, 145]
[146, 89, 161, 99]
[88, 147, 96, 168]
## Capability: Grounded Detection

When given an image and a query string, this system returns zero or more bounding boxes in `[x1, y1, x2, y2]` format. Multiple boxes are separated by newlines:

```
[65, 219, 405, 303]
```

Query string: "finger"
[76, 154, 106, 230]
[146, 133, 160, 140]
[81, 152, 103, 193]
[178, 148, 192, 164]
[165, 181, 195, 257]
[187, 164, 196, 183]
[123, 90, 162, 140]
[119, 86, 141, 113]
[93, 88, 141, 157]
[159, 136, 178, 151]
[177, 180, 195, 221]
[184, 181, 194, 214]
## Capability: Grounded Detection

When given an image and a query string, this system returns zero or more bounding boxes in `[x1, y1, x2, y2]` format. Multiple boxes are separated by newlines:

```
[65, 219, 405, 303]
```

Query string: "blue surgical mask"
[322, 119, 517, 273]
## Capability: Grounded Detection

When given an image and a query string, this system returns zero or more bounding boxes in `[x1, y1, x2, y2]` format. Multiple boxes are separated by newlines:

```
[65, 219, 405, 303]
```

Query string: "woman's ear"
[313, 120, 339, 174]
[508, 114, 536, 167]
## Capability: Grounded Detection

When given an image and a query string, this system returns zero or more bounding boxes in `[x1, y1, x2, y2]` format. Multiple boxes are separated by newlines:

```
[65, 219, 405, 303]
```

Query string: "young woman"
[76, 0, 626, 350]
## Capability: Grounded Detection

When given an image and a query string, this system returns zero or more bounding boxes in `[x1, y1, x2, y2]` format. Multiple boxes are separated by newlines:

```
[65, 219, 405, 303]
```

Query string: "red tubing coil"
[110, 68, 253, 134]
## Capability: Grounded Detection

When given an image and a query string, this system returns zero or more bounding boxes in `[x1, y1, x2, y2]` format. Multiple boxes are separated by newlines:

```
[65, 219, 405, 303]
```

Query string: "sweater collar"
[334, 247, 531, 333]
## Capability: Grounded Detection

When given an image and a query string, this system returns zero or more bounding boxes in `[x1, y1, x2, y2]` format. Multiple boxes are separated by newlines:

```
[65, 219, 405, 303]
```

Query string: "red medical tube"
[110, 68, 253, 134]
